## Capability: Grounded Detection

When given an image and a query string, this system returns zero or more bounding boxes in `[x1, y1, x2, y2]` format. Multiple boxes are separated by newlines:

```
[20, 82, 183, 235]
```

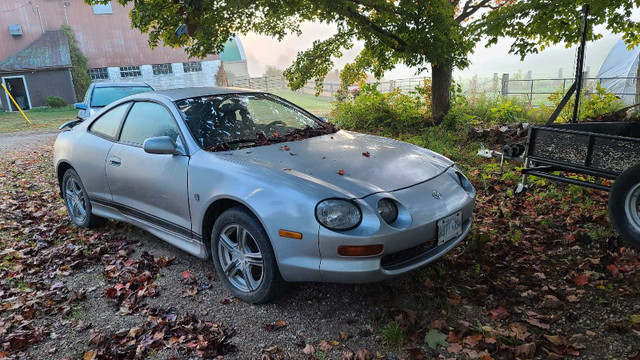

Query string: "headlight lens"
[378, 198, 398, 224]
[315, 199, 362, 231]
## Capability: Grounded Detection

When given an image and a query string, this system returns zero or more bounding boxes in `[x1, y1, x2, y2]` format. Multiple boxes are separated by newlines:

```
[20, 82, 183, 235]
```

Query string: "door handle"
[108, 156, 121, 166]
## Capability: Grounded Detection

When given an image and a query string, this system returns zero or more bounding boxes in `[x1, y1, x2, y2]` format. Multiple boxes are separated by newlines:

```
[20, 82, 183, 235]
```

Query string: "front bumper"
[318, 170, 475, 283]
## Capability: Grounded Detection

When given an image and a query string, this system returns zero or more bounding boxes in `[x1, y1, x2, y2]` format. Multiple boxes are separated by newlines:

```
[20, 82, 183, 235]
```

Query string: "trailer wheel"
[608, 164, 640, 249]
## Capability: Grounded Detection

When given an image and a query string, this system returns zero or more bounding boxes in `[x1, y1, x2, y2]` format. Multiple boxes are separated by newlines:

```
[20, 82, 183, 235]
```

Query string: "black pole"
[572, 4, 589, 123]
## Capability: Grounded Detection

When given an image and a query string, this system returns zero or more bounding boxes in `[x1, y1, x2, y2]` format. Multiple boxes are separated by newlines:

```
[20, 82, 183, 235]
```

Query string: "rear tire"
[210, 206, 285, 303]
[62, 169, 106, 228]
[608, 164, 640, 249]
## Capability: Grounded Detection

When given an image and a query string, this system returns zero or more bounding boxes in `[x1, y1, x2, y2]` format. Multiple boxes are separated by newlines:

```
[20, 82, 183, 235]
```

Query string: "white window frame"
[93, 2, 113, 15]
[119, 66, 142, 78]
[2, 75, 32, 112]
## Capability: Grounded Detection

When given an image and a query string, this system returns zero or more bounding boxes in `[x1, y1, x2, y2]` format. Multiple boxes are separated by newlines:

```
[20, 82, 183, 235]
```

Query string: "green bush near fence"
[332, 80, 626, 137]
[46, 96, 67, 108]
[331, 83, 431, 135]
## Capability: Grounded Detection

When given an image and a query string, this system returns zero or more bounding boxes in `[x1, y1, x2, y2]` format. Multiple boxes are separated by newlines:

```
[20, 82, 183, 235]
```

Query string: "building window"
[152, 63, 173, 75]
[183, 61, 202, 73]
[88, 68, 109, 80]
[93, 2, 112, 14]
[120, 66, 141, 78]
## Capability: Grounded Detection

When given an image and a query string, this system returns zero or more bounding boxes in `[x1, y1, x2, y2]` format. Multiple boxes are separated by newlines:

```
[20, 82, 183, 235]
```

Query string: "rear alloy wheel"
[62, 169, 105, 228]
[211, 207, 284, 303]
[609, 164, 640, 249]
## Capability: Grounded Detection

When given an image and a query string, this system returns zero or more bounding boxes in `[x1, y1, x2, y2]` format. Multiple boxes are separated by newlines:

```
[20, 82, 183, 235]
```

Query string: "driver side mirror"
[74, 102, 87, 110]
[143, 136, 179, 155]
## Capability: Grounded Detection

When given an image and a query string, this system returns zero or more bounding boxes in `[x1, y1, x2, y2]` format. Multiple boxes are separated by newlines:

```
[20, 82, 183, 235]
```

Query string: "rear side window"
[90, 103, 129, 138]
[119, 102, 180, 146]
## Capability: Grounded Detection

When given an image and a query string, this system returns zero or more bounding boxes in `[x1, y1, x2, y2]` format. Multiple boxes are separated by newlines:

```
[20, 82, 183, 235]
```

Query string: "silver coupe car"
[53, 87, 475, 303]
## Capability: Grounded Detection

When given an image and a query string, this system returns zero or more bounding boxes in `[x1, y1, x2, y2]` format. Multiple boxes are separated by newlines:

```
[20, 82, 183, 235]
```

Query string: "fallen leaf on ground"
[424, 329, 448, 349]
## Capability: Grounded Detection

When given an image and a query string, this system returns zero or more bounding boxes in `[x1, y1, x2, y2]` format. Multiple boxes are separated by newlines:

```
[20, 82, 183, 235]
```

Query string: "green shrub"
[61, 24, 91, 102]
[331, 83, 431, 135]
[543, 83, 625, 122]
[46, 96, 67, 108]
[581, 83, 625, 119]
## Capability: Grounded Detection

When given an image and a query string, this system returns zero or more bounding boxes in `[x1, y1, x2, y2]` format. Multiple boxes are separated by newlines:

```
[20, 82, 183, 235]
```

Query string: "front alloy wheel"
[61, 168, 105, 228]
[217, 224, 264, 292]
[211, 206, 284, 303]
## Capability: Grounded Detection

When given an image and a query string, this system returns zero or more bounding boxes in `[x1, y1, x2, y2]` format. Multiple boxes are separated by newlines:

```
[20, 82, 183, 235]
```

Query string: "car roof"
[93, 82, 152, 88]
[148, 86, 259, 101]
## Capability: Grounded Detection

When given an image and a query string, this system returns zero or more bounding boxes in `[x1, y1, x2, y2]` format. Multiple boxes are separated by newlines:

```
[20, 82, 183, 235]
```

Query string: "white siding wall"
[97, 60, 221, 90]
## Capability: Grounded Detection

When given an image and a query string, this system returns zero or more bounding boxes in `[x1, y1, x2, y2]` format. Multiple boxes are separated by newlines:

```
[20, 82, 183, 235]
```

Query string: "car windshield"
[175, 93, 336, 151]
[91, 86, 153, 107]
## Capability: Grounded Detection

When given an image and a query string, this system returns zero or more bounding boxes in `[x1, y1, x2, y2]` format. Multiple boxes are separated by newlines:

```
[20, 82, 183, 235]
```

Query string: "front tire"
[210, 206, 285, 303]
[62, 169, 105, 228]
[608, 164, 640, 249]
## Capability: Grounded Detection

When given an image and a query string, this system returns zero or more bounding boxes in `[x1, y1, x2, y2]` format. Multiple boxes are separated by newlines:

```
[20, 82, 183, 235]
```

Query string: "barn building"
[0, 0, 248, 111]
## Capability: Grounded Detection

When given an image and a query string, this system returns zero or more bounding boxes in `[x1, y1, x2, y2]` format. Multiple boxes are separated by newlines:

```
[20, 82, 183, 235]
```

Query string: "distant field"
[272, 90, 334, 116]
[0, 106, 77, 133]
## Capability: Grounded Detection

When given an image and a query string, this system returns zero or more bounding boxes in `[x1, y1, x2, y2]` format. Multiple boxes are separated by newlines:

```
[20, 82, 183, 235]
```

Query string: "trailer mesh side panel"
[529, 129, 590, 165]
[592, 137, 640, 173]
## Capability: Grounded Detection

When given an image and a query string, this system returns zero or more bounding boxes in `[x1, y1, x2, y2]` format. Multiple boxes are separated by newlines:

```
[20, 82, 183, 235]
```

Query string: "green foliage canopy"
[88, 0, 640, 105]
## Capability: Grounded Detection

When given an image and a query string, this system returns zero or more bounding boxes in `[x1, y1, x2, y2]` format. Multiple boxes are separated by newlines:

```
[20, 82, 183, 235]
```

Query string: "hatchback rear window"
[91, 86, 152, 107]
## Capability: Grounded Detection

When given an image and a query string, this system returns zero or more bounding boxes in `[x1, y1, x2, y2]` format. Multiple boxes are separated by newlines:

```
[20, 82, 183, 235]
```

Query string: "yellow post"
[1, 82, 31, 124]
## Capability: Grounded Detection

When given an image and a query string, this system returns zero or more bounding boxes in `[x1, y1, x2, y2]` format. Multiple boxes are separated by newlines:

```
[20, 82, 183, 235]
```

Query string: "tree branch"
[343, 4, 408, 51]
[455, 0, 506, 23]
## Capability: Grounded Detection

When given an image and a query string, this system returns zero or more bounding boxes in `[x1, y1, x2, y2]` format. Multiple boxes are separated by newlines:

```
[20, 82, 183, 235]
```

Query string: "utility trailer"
[519, 122, 640, 248]
[503, 5, 640, 248]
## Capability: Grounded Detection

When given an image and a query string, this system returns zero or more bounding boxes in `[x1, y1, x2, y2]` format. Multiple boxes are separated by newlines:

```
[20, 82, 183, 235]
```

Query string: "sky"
[239, 21, 623, 82]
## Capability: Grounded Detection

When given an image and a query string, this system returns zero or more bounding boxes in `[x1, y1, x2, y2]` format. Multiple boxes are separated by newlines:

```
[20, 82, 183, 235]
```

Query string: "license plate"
[437, 211, 462, 246]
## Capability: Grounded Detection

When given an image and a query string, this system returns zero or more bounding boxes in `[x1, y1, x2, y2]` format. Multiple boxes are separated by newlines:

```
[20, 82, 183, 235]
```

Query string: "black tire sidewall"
[210, 207, 283, 303]
[609, 164, 640, 249]
[62, 169, 94, 228]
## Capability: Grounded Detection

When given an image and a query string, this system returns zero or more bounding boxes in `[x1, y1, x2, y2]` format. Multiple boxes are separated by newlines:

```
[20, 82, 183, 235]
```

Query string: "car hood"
[222, 130, 454, 198]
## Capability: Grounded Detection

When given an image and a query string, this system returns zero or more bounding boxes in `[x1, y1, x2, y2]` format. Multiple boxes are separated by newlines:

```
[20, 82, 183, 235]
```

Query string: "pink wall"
[0, 0, 218, 69]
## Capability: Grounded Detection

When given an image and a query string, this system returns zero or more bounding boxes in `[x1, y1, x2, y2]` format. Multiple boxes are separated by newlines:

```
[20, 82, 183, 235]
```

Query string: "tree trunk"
[431, 62, 453, 125]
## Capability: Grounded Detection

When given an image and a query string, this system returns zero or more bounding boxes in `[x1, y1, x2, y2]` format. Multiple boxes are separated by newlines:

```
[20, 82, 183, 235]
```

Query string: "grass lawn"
[272, 90, 334, 116]
[0, 106, 77, 133]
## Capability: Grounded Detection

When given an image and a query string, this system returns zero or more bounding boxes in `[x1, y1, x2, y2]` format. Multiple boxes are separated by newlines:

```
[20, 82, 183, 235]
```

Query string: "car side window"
[90, 103, 129, 138]
[119, 102, 180, 146]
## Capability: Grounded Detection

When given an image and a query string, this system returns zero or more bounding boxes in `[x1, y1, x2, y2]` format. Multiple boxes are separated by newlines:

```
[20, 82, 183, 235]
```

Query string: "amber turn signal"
[337, 244, 384, 257]
[278, 229, 303, 240]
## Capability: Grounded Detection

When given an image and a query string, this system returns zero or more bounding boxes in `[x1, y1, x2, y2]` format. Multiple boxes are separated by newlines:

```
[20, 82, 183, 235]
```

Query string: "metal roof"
[0, 30, 71, 72]
[149, 86, 257, 101]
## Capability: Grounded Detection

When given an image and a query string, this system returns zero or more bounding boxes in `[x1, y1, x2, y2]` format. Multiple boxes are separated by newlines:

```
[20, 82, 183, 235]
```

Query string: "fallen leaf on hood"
[337, 169, 345, 175]
[280, 145, 290, 151]
[362, 152, 370, 157]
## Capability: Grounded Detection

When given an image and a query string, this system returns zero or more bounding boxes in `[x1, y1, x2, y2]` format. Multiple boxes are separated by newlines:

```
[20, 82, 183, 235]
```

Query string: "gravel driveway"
[0, 130, 58, 152]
